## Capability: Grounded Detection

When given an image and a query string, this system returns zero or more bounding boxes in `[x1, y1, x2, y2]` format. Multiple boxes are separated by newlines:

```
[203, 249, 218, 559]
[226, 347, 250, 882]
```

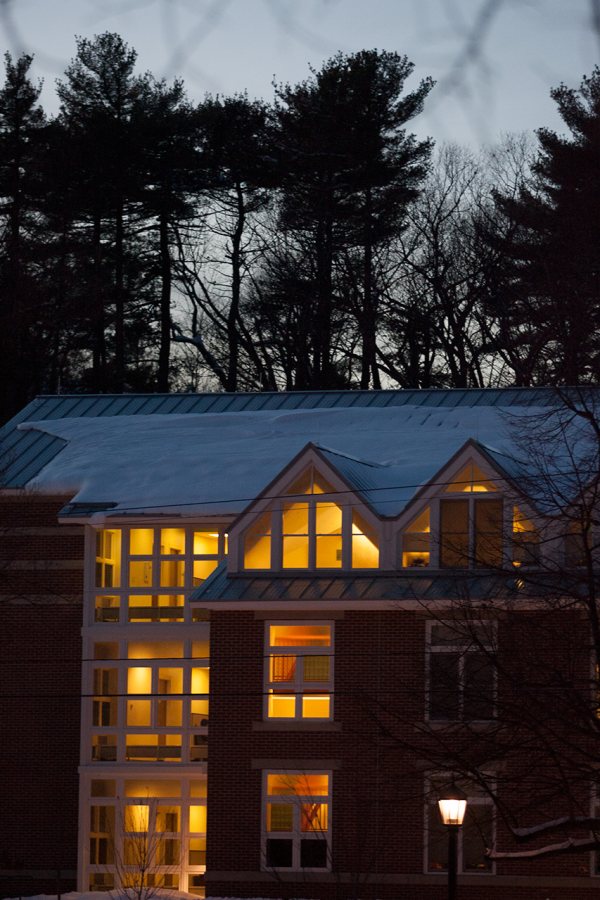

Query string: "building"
[0, 387, 598, 899]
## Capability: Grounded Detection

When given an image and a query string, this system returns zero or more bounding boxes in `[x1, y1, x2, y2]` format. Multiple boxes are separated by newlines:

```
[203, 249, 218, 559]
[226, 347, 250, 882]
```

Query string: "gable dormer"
[395, 443, 541, 570]
[228, 444, 381, 574]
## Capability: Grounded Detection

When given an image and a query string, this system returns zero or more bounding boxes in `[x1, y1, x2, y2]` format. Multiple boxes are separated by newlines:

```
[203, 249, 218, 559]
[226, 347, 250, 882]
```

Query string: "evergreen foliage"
[0, 35, 597, 419]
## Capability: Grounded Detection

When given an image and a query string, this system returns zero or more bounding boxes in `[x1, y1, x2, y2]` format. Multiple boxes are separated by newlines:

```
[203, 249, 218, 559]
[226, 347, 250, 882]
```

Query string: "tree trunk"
[157, 210, 172, 392]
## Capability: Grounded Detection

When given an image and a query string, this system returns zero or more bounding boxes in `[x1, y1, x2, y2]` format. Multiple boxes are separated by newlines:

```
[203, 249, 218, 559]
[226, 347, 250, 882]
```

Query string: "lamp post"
[437, 786, 467, 900]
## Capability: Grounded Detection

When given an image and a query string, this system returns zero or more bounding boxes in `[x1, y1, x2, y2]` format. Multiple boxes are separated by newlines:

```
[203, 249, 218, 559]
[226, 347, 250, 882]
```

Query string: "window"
[242, 466, 379, 571]
[92, 526, 225, 624]
[89, 639, 209, 764]
[265, 623, 333, 720]
[401, 460, 511, 570]
[427, 777, 493, 874]
[428, 623, 495, 721]
[263, 772, 330, 870]
[512, 506, 540, 567]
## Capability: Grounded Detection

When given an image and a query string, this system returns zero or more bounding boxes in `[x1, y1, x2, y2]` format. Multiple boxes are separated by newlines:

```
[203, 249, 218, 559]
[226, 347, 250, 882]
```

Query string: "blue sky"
[2, 0, 599, 147]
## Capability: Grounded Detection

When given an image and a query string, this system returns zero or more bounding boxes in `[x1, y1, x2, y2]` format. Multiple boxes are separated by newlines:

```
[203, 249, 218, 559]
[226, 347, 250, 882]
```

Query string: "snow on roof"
[16, 403, 546, 519]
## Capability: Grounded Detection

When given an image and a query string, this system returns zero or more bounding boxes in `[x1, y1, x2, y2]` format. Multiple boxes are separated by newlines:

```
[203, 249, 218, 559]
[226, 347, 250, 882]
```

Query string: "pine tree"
[57, 33, 154, 391]
[274, 51, 433, 389]
[0, 52, 45, 420]
[492, 67, 600, 385]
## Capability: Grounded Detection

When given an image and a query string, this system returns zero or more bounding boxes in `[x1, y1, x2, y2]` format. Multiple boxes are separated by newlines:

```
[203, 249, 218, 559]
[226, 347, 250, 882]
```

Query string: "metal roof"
[0, 387, 575, 489]
[189, 562, 539, 604]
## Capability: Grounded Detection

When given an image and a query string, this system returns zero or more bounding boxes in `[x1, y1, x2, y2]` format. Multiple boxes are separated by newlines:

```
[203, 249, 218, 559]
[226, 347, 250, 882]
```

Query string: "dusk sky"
[1, 0, 598, 147]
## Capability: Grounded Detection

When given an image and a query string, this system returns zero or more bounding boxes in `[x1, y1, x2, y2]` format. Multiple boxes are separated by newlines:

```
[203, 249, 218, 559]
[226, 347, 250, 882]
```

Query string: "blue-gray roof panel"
[0, 387, 583, 490]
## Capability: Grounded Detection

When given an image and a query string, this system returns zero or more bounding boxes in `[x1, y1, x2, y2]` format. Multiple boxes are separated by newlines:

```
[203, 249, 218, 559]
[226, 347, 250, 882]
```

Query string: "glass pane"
[160, 528, 185, 555]
[429, 653, 460, 720]
[193, 559, 218, 585]
[270, 624, 331, 647]
[95, 595, 120, 622]
[193, 531, 219, 554]
[283, 502, 309, 534]
[463, 805, 493, 871]
[266, 838, 292, 867]
[244, 513, 271, 569]
[130, 529, 154, 555]
[302, 694, 331, 718]
[127, 667, 152, 694]
[301, 803, 328, 832]
[126, 699, 151, 726]
[440, 500, 469, 568]
[189, 805, 207, 833]
[300, 839, 328, 868]
[159, 667, 183, 693]
[95, 529, 121, 588]
[315, 502, 342, 534]
[427, 805, 448, 871]
[315, 535, 342, 568]
[129, 560, 153, 587]
[446, 463, 497, 493]
[160, 559, 185, 587]
[157, 699, 182, 727]
[267, 773, 329, 796]
[303, 656, 330, 682]
[128, 641, 183, 659]
[283, 535, 309, 568]
[268, 694, 296, 718]
[189, 837, 206, 866]
[474, 500, 503, 568]
[156, 838, 180, 866]
[91, 779, 115, 797]
[352, 511, 379, 568]
[124, 804, 149, 833]
[267, 803, 293, 832]
[464, 654, 495, 720]
[270, 655, 297, 682]
[156, 805, 180, 832]
[125, 780, 181, 797]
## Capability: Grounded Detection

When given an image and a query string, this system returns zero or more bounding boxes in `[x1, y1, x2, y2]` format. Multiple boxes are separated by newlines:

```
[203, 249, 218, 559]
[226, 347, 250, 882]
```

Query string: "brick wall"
[0, 494, 83, 896]
[205, 607, 596, 900]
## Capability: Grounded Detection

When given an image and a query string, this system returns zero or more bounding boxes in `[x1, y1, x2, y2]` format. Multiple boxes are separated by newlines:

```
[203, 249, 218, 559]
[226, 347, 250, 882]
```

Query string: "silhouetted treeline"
[0, 34, 598, 421]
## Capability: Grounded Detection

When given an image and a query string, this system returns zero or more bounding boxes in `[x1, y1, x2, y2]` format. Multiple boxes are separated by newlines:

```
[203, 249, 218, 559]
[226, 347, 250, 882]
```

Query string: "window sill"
[253, 720, 342, 732]
[423, 719, 496, 731]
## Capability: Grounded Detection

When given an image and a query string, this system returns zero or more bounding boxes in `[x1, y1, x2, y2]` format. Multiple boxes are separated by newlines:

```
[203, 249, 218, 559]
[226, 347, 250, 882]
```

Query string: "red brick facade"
[205, 609, 598, 900]
[0, 495, 83, 897]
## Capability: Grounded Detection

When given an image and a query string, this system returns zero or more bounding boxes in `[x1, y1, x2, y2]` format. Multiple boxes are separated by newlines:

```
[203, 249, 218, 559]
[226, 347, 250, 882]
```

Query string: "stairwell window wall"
[93, 526, 226, 623]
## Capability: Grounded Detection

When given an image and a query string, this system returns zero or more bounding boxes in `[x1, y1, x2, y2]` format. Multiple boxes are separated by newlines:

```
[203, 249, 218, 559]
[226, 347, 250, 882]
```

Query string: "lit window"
[445, 463, 498, 493]
[96, 530, 121, 587]
[512, 506, 540, 566]
[263, 772, 330, 870]
[242, 466, 379, 571]
[428, 622, 495, 721]
[427, 777, 493, 873]
[266, 624, 333, 720]
[402, 507, 431, 568]
[244, 512, 272, 569]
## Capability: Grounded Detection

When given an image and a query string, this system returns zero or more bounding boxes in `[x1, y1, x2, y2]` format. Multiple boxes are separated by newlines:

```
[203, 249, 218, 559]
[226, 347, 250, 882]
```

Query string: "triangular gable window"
[445, 462, 497, 493]
[242, 465, 379, 571]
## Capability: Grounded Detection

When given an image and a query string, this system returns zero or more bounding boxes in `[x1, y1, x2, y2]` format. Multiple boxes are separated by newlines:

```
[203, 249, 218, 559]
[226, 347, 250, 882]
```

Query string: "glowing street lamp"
[438, 785, 467, 900]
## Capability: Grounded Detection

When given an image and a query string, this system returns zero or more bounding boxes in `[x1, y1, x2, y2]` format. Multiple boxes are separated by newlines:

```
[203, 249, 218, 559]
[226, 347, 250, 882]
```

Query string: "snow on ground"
[5, 895, 283, 900]
[17, 404, 537, 518]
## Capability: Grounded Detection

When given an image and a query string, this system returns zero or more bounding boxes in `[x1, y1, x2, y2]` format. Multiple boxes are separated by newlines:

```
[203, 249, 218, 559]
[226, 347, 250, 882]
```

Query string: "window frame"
[240, 470, 381, 573]
[90, 524, 226, 625]
[264, 621, 334, 722]
[262, 770, 332, 872]
[426, 621, 497, 723]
